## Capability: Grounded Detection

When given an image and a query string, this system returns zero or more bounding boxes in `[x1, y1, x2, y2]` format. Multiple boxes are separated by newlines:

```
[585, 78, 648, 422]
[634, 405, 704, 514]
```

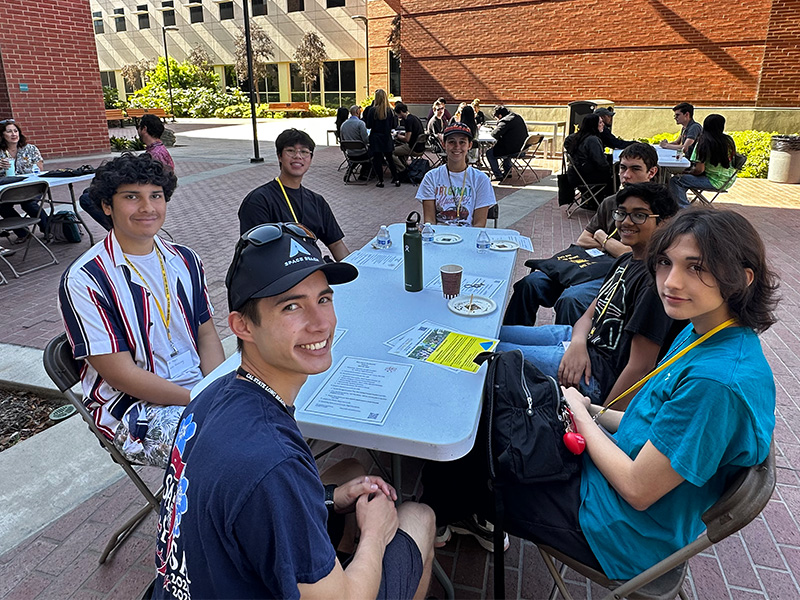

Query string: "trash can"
[567, 101, 596, 135]
[768, 135, 800, 184]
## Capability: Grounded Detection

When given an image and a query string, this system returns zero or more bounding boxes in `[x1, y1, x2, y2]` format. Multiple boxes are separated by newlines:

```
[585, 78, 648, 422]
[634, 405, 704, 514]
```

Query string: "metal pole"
[243, 2, 263, 163]
[162, 27, 177, 122]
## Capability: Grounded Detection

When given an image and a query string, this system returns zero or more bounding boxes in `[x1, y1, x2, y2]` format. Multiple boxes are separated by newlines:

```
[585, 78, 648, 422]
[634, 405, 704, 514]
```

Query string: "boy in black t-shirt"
[498, 182, 680, 408]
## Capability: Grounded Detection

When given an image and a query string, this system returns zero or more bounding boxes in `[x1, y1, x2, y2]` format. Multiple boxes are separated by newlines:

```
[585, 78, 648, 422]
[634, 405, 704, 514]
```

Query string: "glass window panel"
[220, 1, 234, 19]
[138, 14, 150, 29]
[287, 0, 304, 12]
[324, 93, 340, 109]
[389, 52, 401, 97]
[324, 63, 339, 92]
[190, 5, 204, 23]
[340, 60, 355, 91]
[252, 0, 267, 16]
[326, 0, 345, 7]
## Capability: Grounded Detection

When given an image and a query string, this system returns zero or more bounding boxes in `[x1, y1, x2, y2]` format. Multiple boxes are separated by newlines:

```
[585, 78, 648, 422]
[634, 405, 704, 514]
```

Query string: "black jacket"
[491, 112, 528, 157]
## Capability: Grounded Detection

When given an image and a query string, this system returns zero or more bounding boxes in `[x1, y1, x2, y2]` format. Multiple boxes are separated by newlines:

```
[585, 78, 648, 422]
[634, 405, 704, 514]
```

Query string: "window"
[92, 11, 104, 34]
[326, 0, 345, 7]
[219, 1, 234, 19]
[287, 0, 304, 12]
[323, 60, 356, 109]
[251, 0, 266, 16]
[189, 2, 204, 23]
[162, 1, 176, 27]
[389, 52, 401, 97]
[114, 8, 126, 32]
[100, 71, 118, 90]
[137, 5, 150, 29]
[290, 63, 320, 104]
[223, 65, 238, 89]
[258, 64, 281, 103]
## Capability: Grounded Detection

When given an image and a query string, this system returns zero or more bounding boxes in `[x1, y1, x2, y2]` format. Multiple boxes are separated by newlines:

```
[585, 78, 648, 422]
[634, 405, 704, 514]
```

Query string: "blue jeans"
[497, 325, 603, 403]
[669, 173, 715, 208]
[503, 272, 603, 327]
[0, 199, 48, 238]
[486, 147, 522, 179]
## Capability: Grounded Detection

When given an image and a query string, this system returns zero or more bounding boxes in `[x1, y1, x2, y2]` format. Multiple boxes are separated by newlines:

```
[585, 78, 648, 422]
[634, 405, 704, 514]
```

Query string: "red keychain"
[562, 406, 586, 455]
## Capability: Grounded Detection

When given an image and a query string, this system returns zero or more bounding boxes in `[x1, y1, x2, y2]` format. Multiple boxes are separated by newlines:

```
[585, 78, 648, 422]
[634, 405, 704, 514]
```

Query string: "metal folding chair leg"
[99, 499, 159, 563]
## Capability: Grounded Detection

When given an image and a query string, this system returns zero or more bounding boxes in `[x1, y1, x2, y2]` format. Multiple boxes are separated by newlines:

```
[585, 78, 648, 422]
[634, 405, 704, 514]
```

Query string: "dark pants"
[371, 152, 399, 183]
[79, 188, 112, 231]
[0, 200, 48, 238]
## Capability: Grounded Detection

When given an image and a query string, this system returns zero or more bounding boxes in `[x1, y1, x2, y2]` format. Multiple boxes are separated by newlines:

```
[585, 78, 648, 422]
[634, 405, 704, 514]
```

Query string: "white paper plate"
[433, 233, 462, 244]
[448, 295, 497, 317]
[490, 240, 519, 251]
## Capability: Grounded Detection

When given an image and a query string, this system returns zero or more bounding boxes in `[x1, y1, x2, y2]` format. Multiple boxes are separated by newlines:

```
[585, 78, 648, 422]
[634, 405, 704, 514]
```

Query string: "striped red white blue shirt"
[58, 232, 213, 439]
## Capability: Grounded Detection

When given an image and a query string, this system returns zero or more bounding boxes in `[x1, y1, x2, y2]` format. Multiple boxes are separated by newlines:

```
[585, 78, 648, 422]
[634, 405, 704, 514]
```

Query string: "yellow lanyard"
[446, 167, 469, 224]
[588, 264, 628, 337]
[275, 177, 299, 222]
[593, 318, 738, 421]
[124, 247, 177, 355]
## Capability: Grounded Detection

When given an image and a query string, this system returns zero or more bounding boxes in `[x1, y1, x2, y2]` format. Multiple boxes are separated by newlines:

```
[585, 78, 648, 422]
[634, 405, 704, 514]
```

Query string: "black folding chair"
[689, 153, 746, 204]
[501, 134, 545, 184]
[340, 141, 372, 185]
[0, 180, 58, 277]
[42, 333, 163, 564]
[563, 151, 607, 218]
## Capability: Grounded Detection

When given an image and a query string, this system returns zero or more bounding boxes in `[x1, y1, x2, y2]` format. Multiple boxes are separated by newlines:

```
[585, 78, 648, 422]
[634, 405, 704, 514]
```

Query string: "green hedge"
[639, 130, 778, 178]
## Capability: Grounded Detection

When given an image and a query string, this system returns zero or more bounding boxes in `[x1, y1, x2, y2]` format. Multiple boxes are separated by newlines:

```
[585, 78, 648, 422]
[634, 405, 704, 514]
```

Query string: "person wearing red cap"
[415, 122, 496, 227]
[154, 223, 435, 599]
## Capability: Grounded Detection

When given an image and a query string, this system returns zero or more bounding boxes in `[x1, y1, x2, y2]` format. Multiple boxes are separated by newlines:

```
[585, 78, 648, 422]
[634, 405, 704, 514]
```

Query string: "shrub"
[360, 93, 374, 109]
[109, 136, 146, 151]
[103, 86, 126, 110]
[129, 85, 246, 118]
[639, 130, 778, 178]
[215, 104, 251, 118]
[308, 104, 336, 117]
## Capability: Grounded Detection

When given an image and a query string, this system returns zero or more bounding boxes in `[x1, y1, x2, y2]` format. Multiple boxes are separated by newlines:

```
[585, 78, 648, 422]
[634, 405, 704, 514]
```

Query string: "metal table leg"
[68, 183, 94, 245]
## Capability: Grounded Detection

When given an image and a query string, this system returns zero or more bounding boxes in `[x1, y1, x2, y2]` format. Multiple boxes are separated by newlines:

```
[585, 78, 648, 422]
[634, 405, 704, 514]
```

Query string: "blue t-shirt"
[579, 325, 775, 579]
[153, 373, 336, 599]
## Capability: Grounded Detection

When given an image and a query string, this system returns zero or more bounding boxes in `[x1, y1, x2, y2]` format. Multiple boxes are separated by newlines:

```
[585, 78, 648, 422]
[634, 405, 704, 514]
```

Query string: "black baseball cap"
[594, 107, 615, 117]
[443, 122, 473, 141]
[226, 223, 358, 312]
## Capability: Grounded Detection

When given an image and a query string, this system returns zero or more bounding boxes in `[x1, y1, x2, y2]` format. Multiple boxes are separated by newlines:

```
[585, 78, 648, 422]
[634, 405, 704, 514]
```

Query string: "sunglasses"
[0, 119, 15, 125]
[226, 222, 317, 288]
[612, 209, 659, 225]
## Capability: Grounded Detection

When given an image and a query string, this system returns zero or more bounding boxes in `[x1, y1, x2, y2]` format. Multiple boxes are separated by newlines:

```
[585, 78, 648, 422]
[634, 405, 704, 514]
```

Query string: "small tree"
[234, 21, 275, 87]
[294, 32, 327, 100]
[188, 44, 217, 88]
[121, 59, 154, 91]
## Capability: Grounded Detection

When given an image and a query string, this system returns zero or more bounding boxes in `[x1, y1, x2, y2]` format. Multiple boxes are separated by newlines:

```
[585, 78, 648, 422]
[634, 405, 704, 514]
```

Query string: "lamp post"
[351, 15, 369, 98]
[161, 25, 179, 122]
[242, 1, 263, 163]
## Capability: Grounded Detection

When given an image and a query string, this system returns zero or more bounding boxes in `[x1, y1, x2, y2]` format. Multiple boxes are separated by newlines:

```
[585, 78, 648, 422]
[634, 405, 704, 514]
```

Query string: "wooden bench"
[105, 109, 126, 126]
[266, 102, 310, 115]
[126, 108, 172, 124]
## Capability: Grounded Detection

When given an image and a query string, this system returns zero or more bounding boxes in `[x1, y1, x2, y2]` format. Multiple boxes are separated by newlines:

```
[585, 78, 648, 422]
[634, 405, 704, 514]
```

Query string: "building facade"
[0, 1, 109, 158]
[91, 0, 385, 108]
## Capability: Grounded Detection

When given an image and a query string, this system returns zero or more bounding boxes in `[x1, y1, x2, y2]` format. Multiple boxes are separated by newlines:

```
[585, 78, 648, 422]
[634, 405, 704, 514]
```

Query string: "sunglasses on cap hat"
[0, 119, 15, 125]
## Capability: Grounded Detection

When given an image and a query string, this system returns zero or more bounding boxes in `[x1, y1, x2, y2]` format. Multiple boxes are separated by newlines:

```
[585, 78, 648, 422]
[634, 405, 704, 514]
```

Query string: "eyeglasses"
[612, 209, 659, 225]
[283, 148, 313, 158]
[226, 222, 317, 288]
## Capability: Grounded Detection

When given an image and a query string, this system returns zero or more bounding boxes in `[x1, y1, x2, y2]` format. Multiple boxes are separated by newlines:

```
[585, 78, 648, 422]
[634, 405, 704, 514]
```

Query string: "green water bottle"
[403, 211, 423, 292]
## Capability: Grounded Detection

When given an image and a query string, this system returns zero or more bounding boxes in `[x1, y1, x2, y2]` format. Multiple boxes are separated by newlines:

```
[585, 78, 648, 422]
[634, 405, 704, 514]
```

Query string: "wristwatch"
[324, 484, 337, 510]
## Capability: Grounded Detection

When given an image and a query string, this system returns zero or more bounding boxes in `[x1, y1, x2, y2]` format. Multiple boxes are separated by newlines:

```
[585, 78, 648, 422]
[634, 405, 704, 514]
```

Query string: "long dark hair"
[335, 107, 349, 137]
[694, 114, 735, 168]
[0, 121, 28, 150]
[460, 105, 477, 137]
[647, 207, 779, 333]
[575, 113, 602, 146]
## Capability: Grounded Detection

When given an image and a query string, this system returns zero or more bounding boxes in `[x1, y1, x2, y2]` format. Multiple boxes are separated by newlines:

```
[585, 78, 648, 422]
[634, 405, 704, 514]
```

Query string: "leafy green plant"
[360, 93, 374, 109]
[308, 104, 336, 117]
[639, 130, 779, 178]
[128, 137, 146, 151]
[109, 136, 128, 152]
[103, 86, 126, 110]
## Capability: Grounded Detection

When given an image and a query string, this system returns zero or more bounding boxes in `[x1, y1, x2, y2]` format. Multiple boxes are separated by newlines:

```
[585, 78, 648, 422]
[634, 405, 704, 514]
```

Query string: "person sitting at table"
[0, 118, 48, 242]
[659, 101, 702, 158]
[424, 207, 777, 580]
[594, 107, 633, 150]
[339, 104, 371, 181]
[79, 113, 175, 231]
[426, 104, 448, 149]
[504, 143, 660, 327]
[58, 152, 224, 469]
[498, 182, 680, 409]
[364, 89, 401, 188]
[669, 114, 738, 208]
[471, 99, 486, 127]
[392, 101, 424, 174]
[153, 223, 435, 599]
[564, 113, 613, 201]
[334, 106, 349, 142]
[239, 128, 350, 261]
[416, 122, 496, 227]
[427, 97, 451, 122]
[485, 105, 528, 181]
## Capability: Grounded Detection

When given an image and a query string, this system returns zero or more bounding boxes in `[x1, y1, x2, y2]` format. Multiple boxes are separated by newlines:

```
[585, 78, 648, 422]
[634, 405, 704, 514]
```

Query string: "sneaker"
[448, 515, 510, 553]
[0, 245, 15, 257]
[434, 525, 451, 548]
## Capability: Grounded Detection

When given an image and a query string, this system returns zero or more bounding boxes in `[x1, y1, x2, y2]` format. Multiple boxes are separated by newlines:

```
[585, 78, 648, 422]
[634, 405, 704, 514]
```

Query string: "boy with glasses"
[154, 223, 435, 599]
[58, 153, 224, 468]
[498, 182, 680, 410]
[239, 128, 350, 261]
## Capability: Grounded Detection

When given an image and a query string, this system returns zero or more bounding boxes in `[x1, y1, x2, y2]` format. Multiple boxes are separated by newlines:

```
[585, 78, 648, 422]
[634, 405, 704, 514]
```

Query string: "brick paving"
[1, 122, 800, 599]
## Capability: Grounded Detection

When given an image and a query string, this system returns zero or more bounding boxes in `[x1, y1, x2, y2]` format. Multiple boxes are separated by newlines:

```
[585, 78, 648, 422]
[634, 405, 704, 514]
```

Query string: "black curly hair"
[88, 152, 177, 212]
[615, 182, 678, 224]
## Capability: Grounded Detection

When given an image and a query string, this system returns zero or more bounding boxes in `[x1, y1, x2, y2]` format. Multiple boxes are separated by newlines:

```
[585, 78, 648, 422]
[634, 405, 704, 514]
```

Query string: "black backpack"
[474, 349, 581, 599]
[47, 211, 83, 243]
[406, 158, 430, 185]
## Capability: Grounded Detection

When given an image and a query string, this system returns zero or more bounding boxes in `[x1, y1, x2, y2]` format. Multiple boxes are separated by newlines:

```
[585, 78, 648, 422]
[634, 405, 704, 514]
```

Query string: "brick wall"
[0, 0, 108, 159]
[757, 0, 800, 107]
[395, 0, 788, 107]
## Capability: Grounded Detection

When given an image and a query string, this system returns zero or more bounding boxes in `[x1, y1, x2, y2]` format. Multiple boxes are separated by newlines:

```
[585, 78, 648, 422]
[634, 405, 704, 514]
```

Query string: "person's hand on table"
[332, 475, 397, 513]
[558, 342, 592, 388]
[659, 139, 668, 148]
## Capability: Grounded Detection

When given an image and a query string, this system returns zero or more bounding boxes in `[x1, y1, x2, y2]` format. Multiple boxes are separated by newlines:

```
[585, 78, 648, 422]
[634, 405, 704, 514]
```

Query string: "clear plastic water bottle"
[376, 225, 392, 249]
[31, 164, 40, 177]
[476, 229, 491, 254]
[421, 222, 434, 243]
